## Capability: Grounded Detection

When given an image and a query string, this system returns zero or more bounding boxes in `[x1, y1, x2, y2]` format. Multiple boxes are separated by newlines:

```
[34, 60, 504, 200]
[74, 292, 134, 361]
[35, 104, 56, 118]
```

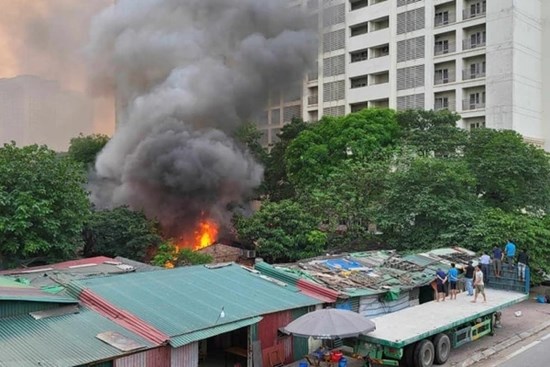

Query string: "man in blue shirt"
[505, 240, 516, 268]
[447, 263, 459, 300]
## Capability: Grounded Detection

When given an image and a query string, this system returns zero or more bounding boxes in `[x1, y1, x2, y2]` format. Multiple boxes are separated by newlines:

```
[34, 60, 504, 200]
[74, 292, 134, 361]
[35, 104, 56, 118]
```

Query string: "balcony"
[463, 2, 486, 20]
[435, 98, 456, 111]
[434, 41, 456, 56]
[308, 96, 318, 106]
[463, 38, 486, 51]
[434, 70, 456, 85]
[307, 71, 318, 82]
[462, 99, 485, 111]
[434, 11, 456, 27]
[463, 68, 485, 80]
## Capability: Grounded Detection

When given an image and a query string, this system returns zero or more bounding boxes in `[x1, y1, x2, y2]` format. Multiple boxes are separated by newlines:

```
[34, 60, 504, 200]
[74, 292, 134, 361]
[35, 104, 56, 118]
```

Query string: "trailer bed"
[362, 289, 528, 348]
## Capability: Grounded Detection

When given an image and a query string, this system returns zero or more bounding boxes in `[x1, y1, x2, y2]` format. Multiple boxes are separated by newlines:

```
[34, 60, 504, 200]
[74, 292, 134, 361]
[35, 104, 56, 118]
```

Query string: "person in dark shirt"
[464, 261, 475, 296]
[435, 268, 447, 302]
[492, 246, 503, 278]
[517, 250, 529, 282]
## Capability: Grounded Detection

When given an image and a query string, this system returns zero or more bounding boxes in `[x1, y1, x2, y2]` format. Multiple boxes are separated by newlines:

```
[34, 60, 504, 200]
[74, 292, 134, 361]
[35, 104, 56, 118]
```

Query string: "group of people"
[435, 262, 486, 303]
[433, 240, 530, 304]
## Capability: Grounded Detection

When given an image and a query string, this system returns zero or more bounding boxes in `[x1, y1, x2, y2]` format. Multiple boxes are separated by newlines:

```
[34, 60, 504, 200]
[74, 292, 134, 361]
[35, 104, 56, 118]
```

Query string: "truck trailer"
[359, 288, 528, 367]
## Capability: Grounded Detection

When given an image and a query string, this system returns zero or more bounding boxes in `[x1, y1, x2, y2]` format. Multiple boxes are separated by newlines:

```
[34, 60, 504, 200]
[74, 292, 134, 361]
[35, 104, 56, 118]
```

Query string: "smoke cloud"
[88, 0, 316, 237]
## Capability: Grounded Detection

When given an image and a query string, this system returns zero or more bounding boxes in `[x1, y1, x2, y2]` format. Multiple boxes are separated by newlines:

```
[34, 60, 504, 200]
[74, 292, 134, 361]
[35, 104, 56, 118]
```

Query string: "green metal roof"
[0, 306, 154, 367]
[170, 316, 262, 347]
[70, 263, 320, 339]
[0, 276, 77, 304]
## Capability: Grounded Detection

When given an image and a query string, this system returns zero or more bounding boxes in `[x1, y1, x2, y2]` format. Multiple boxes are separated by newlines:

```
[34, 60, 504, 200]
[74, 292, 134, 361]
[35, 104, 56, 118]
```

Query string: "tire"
[433, 333, 451, 364]
[413, 339, 435, 367]
[400, 343, 415, 367]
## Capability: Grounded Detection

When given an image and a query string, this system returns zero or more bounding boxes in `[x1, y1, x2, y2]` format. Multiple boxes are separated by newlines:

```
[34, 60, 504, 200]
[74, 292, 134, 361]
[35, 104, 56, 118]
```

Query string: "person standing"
[492, 246, 503, 278]
[504, 239, 516, 267]
[472, 265, 487, 303]
[517, 249, 529, 282]
[435, 268, 447, 302]
[464, 261, 475, 296]
[447, 263, 459, 300]
[479, 252, 491, 285]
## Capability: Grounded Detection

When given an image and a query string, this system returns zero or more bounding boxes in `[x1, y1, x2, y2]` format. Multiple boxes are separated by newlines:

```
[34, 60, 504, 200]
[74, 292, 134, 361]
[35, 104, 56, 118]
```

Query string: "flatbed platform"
[362, 289, 528, 348]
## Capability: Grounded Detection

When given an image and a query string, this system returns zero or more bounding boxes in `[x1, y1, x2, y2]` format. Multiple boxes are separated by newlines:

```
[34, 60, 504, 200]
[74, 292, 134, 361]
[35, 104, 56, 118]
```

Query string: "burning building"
[86, 0, 317, 246]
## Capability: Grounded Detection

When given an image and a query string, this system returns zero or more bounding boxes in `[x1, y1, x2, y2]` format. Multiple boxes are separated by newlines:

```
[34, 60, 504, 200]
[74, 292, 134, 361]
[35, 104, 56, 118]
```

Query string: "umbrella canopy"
[283, 308, 376, 339]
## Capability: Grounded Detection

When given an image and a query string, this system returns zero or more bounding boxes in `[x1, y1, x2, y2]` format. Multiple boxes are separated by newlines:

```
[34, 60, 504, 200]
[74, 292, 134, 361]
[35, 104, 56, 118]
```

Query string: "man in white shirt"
[479, 252, 491, 285]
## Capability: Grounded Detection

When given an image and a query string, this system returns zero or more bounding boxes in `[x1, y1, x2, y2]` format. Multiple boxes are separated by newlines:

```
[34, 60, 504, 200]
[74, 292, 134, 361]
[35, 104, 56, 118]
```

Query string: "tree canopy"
[67, 133, 110, 168]
[0, 143, 90, 264]
[82, 206, 162, 262]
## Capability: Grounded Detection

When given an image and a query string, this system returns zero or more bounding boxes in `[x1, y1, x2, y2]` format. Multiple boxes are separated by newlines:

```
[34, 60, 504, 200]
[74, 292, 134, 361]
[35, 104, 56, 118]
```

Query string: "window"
[469, 91, 485, 108]
[435, 39, 450, 54]
[351, 75, 368, 89]
[351, 22, 368, 37]
[470, 1, 487, 17]
[470, 31, 486, 47]
[435, 11, 450, 26]
[435, 97, 449, 110]
[470, 121, 485, 129]
[351, 49, 368, 63]
[435, 68, 450, 84]
[350, 0, 368, 11]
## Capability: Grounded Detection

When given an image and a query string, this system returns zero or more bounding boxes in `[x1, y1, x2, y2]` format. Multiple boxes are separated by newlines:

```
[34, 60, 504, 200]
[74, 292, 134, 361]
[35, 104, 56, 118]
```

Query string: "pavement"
[443, 286, 550, 367]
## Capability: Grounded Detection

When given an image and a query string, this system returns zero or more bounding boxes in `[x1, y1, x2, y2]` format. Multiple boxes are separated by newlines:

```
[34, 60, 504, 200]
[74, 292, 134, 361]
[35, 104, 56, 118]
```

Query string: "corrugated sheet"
[169, 317, 262, 348]
[171, 342, 199, 367]
[291, 307, 309, 360]
[114, 347, 169, 367]
[259, 311, 293, 364]
[0, 300, 67, 318]
[71, 264, 320, 339]
[0, 307, 153, 367]
[0, 277, 77, 304]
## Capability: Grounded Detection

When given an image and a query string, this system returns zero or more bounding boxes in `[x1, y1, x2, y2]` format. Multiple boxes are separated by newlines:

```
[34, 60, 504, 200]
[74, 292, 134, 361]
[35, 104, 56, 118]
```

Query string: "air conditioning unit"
[242, 250, 256, 259]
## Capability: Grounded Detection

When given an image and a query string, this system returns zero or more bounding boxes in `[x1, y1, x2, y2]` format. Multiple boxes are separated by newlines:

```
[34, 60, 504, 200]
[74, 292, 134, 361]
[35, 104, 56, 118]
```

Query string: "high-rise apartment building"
[260, 0, 550, 149]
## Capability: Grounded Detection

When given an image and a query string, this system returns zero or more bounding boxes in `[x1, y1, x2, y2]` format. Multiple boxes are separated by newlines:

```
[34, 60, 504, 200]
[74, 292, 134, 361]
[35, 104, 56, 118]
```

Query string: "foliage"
[233, 200, 326, 262]
[0, 143, 90, 262]
[397, 109, 466, 157]
[151, 241, 213, 267]
[467, 208, 550, 284]
[233, 122, 268, 165]
[82, 206, 162, 262]
[464, 129, 550, 212]
[376, 156, 481, 249]
[67, 133, 110, 168]
[285, 109, 399, 188]
[299, 158, 389, 250]
[263, 118, 310, 201]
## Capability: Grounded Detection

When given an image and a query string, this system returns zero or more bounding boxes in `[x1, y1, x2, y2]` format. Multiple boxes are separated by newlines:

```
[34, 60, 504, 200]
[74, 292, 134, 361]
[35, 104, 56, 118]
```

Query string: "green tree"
[299, 158, 389, 251]
[376, 156, 481, 249]
[397, 109, 466, 157]
[263, 118, 310, 201]
[285, 108, 399, 188]
[82, 206, 162, 261]
[0, 143, 90, 263]
[467, 208, 550, 284]
[233, 123, 268, 165]
[464, 129, 550, 212]
[67, 133, 110, 168]
[233, 200, 326, 262]
[151, 241, 213, 267]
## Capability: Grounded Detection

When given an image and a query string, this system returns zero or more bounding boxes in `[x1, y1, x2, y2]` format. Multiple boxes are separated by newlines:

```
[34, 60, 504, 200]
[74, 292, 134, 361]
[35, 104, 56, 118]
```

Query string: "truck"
[358, 276, 529, 367]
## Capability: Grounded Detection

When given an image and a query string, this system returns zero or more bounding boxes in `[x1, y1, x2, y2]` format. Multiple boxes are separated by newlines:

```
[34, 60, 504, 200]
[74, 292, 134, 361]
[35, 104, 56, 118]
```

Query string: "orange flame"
[194, 220, 218, 250]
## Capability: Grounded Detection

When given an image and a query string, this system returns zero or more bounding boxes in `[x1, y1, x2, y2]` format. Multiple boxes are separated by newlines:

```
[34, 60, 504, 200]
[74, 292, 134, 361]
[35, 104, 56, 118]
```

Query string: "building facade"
[261, 0, 550, 149]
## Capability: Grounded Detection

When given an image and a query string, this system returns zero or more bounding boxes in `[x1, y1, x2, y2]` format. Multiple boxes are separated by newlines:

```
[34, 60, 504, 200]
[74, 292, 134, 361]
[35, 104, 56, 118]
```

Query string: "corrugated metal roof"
[0, 306, 154, 367]
[71, 263, 321, 338]
[169, 316, 262, 348]
[0, 277, 77, 304]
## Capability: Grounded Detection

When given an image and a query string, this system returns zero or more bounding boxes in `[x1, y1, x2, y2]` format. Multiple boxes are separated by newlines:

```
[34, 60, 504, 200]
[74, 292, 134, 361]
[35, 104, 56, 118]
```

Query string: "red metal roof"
[296, 279, 340, 303]
[79, 288, 169, 345]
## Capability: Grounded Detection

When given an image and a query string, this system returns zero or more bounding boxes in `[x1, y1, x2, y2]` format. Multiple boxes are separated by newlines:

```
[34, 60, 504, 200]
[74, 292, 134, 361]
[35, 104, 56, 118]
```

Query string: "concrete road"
[479, 330, 550, 367]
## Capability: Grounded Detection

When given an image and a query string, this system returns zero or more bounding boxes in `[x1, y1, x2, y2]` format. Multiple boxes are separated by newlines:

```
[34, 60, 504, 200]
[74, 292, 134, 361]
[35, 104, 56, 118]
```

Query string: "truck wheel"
[413, 339, 434, 367]
[400, 343, 415, 367]
[433, 333, 451, 364]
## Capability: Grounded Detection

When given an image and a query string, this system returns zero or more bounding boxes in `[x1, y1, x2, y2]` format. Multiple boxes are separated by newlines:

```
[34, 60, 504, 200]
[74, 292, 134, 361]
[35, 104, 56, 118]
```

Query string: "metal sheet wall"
[171, 341, 199, 367]
[114, 347, 170, 367]
[258, 310, 293, 364]
[291, 307, 310, 360]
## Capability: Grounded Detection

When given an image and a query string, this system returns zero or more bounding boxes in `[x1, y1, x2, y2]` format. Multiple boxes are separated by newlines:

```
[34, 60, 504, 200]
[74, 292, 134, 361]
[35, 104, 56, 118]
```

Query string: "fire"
[195, 220, 218, 250]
